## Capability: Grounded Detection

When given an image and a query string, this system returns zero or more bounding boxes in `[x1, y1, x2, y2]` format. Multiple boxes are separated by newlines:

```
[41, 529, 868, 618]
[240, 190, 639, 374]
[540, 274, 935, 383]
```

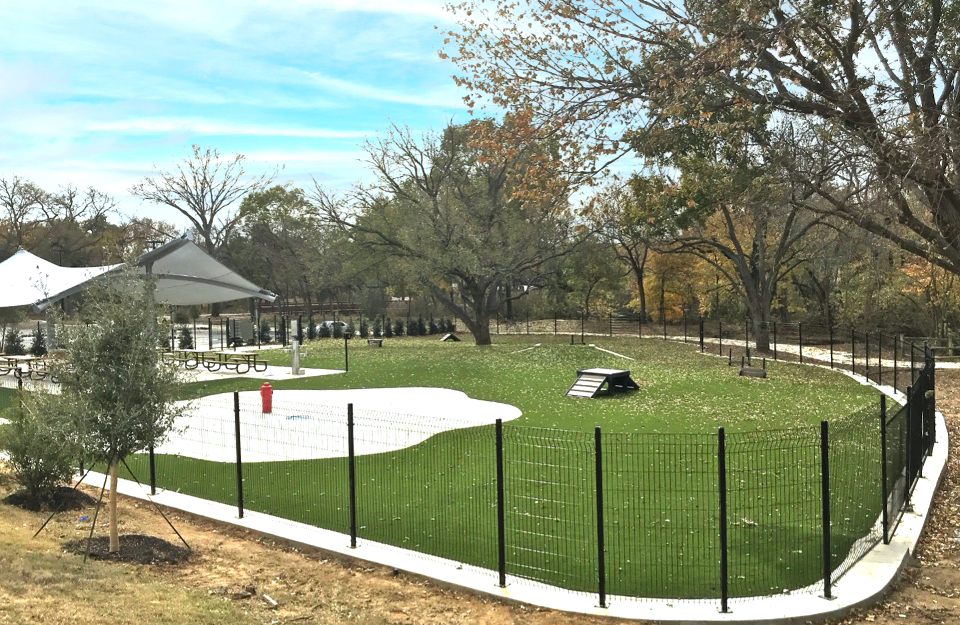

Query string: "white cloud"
[301, 70, 463, 107]
[85, 118, 372, 139]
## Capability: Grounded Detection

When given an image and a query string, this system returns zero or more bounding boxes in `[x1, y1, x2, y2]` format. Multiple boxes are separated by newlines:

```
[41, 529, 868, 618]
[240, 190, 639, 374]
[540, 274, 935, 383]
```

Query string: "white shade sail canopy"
[0, 237, 277, 310]
[0, 249, 120, 309]
[131, 237, 278, 307]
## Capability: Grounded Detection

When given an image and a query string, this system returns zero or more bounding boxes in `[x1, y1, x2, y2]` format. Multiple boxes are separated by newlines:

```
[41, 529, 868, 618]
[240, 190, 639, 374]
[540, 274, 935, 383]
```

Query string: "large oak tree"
[313, 113, 580, 345]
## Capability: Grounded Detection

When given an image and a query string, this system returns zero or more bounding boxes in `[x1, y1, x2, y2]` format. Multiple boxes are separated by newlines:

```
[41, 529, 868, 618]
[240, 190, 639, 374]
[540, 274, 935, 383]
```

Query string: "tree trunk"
[109, 459, 119, 553]
[753, 317, 771, 352]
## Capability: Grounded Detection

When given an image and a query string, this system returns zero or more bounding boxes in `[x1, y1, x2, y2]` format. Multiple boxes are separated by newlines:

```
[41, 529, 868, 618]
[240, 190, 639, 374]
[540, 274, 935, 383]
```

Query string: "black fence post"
[220, 317, 225, 349]
[799, 322, 804, 364]
[865, 332, 871, 382]
[554, 313, 558, 336]
[927, 349, 936, 455]
[234, 391, 244, 519]
[609, 313, 613, 337]
[829, 326, 834, 369]
[344, 332, 349, 372]
[880, 395, 889, 544]
[911, 346, 916, 383]
[348, 403, 357, 548]
[638, 312, 643, 338]
[495, 419, 507, 588]
[683, 315, 688, 342]
[719, 320, 723, 356]
[905, 385, 913, 508]
[821, 420, 832, 599]
[773, 321, 778, 360]
[594, 426, 606, 609]
[718, 427, 729, 614]
[149, 445, 156, 496]
[699, 317, 704, 353]
[878, 335, 884, 386]
[208, 318, 212, 350]
[581, 313, 585, 344]
[894, 337, 899, 391]
[662, 314, 667, 340]
[851, 330, 856, 375]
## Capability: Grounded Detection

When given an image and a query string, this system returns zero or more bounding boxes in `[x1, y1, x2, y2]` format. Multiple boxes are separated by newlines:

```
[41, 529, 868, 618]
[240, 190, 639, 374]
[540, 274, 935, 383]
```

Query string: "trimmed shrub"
[317, 322, 331, 338]
[332, 322, 343, 339]
[428, 317, 439, 335]
[392, 319, 405, 337]
[384, 319, 394, 338]
[307, 319, 317, 340]
[344, 322, 355, 339]
[0, 403, 80, 501]
[372, 320, 382, 338]
[259, 321, 272, 343]
[177, 327, 194, 349]
[4, 328, 25, 355]
[359, 320, 369, 338]
[30, 326, 47, 356]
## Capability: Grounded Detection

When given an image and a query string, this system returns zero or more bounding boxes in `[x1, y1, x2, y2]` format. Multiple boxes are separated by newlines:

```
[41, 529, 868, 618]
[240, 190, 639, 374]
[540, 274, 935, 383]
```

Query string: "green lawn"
[110, 336, 883, 598]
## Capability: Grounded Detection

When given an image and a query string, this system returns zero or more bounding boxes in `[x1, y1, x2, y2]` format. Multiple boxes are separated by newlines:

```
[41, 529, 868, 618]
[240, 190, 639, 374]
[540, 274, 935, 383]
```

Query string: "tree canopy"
[314, 113, 580, 345]
[445, 0, 960, 274]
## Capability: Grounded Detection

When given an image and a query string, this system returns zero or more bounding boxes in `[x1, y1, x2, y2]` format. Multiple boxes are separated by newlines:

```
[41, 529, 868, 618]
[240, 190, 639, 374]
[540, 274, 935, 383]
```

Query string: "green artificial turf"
[117, 335, 883, 598]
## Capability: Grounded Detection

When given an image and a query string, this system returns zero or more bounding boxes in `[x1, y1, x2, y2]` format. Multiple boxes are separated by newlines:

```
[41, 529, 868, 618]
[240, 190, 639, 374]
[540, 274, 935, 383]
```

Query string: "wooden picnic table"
[163, 348, 214, 370]
[202, 350, 268, 374]
[0, 355, 40, 375]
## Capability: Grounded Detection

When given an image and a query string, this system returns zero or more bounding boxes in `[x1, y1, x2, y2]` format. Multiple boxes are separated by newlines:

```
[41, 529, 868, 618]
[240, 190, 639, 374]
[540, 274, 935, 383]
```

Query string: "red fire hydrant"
[260, 381, 273, 413]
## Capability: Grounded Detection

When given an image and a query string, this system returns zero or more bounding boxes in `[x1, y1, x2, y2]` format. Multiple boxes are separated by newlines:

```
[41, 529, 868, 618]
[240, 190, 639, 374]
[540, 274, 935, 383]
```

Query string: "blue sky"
[0, 0, 470, 227]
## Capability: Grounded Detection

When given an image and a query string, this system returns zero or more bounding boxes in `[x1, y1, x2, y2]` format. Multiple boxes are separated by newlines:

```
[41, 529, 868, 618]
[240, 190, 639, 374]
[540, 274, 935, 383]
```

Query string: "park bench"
[367, 338, 383, 347]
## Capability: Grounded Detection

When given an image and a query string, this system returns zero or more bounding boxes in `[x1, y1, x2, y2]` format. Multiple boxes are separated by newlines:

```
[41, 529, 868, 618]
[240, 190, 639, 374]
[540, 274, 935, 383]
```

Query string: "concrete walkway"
[78, 365, 949, 624]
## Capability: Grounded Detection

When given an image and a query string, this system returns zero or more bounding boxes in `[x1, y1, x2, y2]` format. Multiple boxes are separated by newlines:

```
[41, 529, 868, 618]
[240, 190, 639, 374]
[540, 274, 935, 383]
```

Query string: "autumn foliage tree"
[313, 111, 580, 345]
[444, 0, 960, 277]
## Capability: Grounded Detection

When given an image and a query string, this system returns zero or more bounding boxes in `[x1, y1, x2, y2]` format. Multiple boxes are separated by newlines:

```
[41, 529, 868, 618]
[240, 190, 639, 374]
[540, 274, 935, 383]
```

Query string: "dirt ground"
[5, 372, 960, 624]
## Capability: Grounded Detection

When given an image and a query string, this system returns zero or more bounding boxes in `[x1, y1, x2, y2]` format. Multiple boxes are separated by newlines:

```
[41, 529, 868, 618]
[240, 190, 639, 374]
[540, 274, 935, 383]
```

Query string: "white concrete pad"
[158, 388, 522, 463]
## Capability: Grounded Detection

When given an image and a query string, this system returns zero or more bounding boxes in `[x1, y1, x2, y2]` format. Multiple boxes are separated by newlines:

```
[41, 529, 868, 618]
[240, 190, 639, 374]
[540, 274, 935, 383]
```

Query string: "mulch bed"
[3, 486, 99, 512]
[63, 534, 192, 565]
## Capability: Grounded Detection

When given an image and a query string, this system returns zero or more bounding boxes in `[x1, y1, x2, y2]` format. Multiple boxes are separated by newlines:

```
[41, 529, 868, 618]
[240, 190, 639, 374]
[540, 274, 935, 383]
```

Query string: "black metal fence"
[120, 338, 936, 610]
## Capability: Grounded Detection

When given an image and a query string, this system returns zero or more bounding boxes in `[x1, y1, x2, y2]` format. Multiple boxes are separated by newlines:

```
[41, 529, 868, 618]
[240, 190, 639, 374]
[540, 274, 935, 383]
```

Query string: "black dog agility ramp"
[566, 368, 639, 398]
